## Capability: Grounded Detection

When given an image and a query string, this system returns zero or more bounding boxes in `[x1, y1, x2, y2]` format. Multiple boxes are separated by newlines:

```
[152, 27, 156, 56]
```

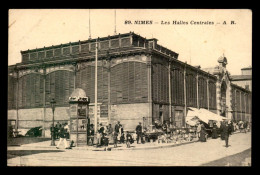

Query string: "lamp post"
[50, 98, 56, 146]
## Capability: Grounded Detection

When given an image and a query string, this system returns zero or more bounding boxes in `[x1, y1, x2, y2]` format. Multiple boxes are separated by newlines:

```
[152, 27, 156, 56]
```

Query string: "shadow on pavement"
[7, 150, 64, 159]
[7, 137, 51, 146]
[201, 148, 251, 166]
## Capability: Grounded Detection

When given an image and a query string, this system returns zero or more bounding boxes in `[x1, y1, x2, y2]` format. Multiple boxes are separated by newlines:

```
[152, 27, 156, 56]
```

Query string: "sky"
[8, 9, 252, 75]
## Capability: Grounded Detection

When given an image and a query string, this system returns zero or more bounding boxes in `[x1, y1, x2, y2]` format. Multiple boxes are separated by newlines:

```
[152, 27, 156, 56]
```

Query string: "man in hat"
[56, 123, 70, 149]
[115, 121, 120, 134]
[221, 120, 232, 148]
[136, 122, 144, 144]
[96, 123, 104, 147]
[55, 121, 62, 139]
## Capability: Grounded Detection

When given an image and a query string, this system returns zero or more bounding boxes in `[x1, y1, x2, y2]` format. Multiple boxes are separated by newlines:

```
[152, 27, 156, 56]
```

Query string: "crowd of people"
[90, 121, 140, 151]
[195, 120, 250, 148]
[51, 119, 250, 150]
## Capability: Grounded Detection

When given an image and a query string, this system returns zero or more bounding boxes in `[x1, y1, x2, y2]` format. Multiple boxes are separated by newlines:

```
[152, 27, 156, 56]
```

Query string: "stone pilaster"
[226, 80, 233, 119]
[72, 62, 77, 90]
[15, 68, 19, 132]
[168, 62, 172, 123]
[147, 54, 152, 126]
[42, 66, 46, 137]
[207, 76, 209, 110]
[196, 71, 199, 109]
[216, 78, 221, 116]
[183, 63, 187, 127]
[107, 55, 111, 124]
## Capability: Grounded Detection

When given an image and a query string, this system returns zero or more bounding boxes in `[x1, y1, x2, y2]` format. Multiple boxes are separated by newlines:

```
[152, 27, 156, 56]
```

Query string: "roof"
[70, 88, 86, 97]
[186, 107, 226, 126]
[201, 67, 217, 74]
[231, 83, 251, 93]
[21, 32, 135, 53]
[241, 66, 252, 70]
[230, 75, 252, 81]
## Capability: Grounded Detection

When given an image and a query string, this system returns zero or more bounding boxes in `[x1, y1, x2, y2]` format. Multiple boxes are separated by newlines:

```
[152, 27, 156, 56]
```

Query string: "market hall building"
[8, 32, 252, 137]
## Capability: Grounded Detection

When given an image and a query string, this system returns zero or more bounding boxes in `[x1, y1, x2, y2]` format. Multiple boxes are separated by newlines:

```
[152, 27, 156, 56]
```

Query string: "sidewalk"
[8, 130, 244, 151]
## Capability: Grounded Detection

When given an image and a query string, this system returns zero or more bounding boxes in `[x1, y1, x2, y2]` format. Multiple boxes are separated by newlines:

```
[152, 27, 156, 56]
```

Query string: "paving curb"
[110, 140, 200, 151]
[17, 139, 200, 151]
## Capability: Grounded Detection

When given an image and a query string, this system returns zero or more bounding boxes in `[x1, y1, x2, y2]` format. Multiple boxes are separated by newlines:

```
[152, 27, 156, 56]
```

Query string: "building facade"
[8, 32, 252, 137]
[230, 66, 252, 91]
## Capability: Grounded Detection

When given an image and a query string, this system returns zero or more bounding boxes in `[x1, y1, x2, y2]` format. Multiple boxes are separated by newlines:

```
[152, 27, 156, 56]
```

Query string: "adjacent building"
[230, 66, 252, 91]
[8, 32, 252, 137]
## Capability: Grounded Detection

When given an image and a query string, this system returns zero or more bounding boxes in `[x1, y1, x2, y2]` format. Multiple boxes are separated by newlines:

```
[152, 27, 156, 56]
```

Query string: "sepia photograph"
[7, 9, 252, 166]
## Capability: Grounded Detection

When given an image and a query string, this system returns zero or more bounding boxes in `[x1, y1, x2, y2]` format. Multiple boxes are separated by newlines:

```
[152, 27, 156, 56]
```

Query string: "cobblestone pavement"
[7, 132, 251, 166]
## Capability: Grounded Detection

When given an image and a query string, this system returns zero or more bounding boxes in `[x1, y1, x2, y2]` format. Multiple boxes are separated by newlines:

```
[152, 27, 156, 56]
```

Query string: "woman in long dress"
[199, 124, 207, 142]
[220, 122, 225, 140]
[211, 123, 218, 139]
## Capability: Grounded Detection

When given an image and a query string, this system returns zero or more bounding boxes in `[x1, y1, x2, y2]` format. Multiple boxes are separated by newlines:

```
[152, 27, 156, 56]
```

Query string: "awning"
[186, 107, 227, 126]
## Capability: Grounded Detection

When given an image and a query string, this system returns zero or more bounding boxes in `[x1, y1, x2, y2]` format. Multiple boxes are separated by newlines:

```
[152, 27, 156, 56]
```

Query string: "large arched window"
[45, 70, 74, 106]
[198, 77, 207, 108]
[111, 61, 148, 104]
[171, 68, 184, 106]
[209, 81, 216, 110]
[185, 73, 197, 107]
[18, 73, 44, 108]
[152, 63, 168, 103]
[8, 75, 17, 109]
[76, 65, 109, 104]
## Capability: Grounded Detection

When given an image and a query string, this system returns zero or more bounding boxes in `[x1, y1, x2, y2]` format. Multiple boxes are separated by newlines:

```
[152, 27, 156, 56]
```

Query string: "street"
[7, 132, 251, 166]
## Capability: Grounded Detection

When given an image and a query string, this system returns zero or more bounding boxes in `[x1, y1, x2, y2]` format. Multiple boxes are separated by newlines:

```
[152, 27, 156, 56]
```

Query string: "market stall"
[186, 107, 227, 125]
[186, 107, 227, 137]
[143, 125, 163, 142]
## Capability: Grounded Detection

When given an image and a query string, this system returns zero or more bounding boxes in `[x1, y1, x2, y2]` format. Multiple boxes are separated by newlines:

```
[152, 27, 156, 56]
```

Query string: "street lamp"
[50, 98, 56, 146]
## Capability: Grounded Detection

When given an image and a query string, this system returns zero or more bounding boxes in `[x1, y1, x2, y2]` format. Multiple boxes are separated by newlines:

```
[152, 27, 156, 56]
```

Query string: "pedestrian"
[64, 122, 70, 139]
[50, 124, 56, 140]
[55, 122, 62, 139]
[243, 121, 248, 133]
[228, 121, 232, 135]
[233, 122, 237, 132]
[236, 122, 240, 131]
[56, 123, 70, 149]
[107, 124, 113, 144]
[199, 123, 207, 142]
[103, 128, 109, 151]
[155, 120, 159, 129]
[115, 121, 120, 134]
[162, 121, 168, 134]
[136, 122, 144, 144]
[230, 120, 234, 134]
[88, 124, 95, 145]
[96, 123, 104, 147]
[113, 131, 118, 148]
[119, 125, 125, 144]
[211, 122, 218, 139]
[126, 131, 133, 148]
[8, 125, 13, 138]
[239, 121, 244, 133]
[221, 121, 232, 148]
[196, 122, 201, 139]
[220, 121, 225, 140]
